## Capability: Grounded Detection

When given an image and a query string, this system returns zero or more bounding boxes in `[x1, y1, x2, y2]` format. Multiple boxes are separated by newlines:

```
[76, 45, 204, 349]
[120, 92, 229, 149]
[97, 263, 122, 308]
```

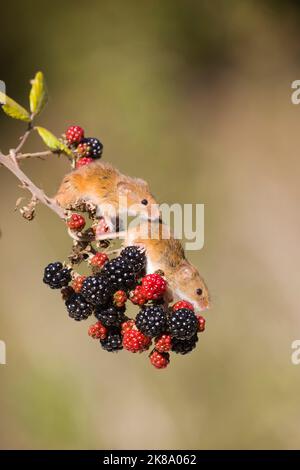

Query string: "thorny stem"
[0, 125, 113, 272]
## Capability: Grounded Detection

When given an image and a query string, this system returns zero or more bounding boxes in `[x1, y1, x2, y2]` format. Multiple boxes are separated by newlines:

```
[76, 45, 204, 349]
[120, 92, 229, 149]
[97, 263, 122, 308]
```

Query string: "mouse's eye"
[196, 288, 203, 296]
[141, 199, 148, 206]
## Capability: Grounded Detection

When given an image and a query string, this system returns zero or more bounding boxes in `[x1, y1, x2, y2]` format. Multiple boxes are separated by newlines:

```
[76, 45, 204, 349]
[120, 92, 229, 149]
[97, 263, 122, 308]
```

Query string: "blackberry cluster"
[135, 305, 167, 338]
[81, 275, 112, 305]
[43, 244, 207, 369]
[64, 125, 103, 167]
[66, 293, 93, 321]
[43, 262, 71, 289]
[95, 305, 126, 327]
[171, 334, 199, 355]
[102, 256, 136, 291]
[81, 137, 103, 158]
[120, 246, 146, 274]
[168, 308, 198, 340]
[100, 328, 123, 352]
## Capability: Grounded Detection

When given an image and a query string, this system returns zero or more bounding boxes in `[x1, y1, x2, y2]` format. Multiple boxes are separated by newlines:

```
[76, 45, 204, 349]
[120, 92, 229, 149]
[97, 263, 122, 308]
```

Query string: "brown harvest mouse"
[96, 221, 210, 312]
[55, 161, 160, 231]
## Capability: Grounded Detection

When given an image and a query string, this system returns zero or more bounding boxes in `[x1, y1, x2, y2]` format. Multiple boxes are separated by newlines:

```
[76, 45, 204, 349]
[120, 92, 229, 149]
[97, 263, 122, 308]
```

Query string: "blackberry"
[100, 327, 123, 352]
[95, 305, 126, 327]
[171, 334, 198, 355]
[120, 246, 146, 273]
[43, 262, 71, 289]
[168, 308, 198, 340]
[102, 256, 136, 291]
[81, 275, 112, 305]
[81, 137, 103, 158]
[65, 293, 93, 321]
[135, 305, 167, 338]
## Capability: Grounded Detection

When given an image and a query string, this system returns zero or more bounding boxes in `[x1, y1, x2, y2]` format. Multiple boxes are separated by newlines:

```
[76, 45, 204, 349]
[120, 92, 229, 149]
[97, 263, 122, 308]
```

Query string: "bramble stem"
[0, 149, 66, 220]
[17, 150, 53, 160]
[15, 123, 33, 154]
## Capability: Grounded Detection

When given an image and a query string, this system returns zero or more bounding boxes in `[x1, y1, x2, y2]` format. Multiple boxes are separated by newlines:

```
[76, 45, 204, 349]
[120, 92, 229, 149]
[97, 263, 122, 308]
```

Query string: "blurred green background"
[1, 0, 300, 450]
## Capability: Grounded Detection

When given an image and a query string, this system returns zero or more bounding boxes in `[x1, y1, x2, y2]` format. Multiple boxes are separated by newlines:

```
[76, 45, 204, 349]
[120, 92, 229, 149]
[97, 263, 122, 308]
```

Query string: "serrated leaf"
[36, 127, 72, 156]
[29, 71, 48, 116]
[0, 91, 31, 122]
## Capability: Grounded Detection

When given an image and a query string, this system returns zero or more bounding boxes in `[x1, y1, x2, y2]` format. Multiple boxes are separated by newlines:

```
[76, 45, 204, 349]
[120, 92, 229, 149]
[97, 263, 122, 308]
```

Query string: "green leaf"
[0, 91, 31, 122]
[29, 71, 48, 117]
[35, 127, 72, 156]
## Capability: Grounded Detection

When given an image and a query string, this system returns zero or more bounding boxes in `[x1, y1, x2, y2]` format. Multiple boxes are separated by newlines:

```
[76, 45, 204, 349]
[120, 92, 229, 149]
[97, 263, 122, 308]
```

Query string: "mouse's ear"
[134, 177, 148, 187]
[117, 181, 132, 195]
[178, 264, 194, 280]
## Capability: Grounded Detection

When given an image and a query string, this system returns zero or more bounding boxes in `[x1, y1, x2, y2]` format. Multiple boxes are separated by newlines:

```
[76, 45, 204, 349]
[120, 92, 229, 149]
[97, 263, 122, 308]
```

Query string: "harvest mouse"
[96, 220, 210, 312]
[55, 161, 160, 231]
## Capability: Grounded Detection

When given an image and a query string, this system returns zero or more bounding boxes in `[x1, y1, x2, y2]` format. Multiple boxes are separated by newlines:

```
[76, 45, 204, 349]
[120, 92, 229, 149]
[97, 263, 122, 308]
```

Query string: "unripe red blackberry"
[67, 213, 86, 231]
[71, 275, 86, 293]
[129, 285, 147, 306]
[197, 315, 206, 332]
[123, 329, 151, 353]
[113, 290, 127, 308]
[172, 300, 194, 311]
[95, 305, 126, 327]
[43, 262, 71, 289]
[100, 328, 123, 352]
[155, 334, 171, 353]
[90, 252, 109, 268]
[140, 273, 167, 300]
[88, 321, 107, 340]
[121, 319, 135, 335]
[76, 157, 93, 168]
[149, 350, 170, 369]
[81, 275, 112, 305]
[171, 334, 198, 355]
[168, 308, 198, 340]
[65, 125, 84, 144]
[135, 305, 168, 338]
[77, 142, 89, 157]
[65, 293, 93, 321]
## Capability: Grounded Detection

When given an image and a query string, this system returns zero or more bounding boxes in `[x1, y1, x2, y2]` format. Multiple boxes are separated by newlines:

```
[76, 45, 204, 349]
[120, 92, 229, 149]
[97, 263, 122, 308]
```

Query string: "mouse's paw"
[94, 217, 113, 238]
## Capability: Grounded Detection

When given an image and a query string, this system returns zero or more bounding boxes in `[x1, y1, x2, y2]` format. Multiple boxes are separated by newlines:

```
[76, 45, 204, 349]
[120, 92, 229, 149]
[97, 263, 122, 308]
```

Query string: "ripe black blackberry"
[171, 334, 199, 355]
[135, 305, 167, 338]
[100, 327, 123, 352]
[120, 246, 146, 273]
[82, 137, 103, 158]
[102, 256, 136, 291]
[168, 308, 198, 340]
[43, 262, 71, 289]
[65, 293, 93, 321]
[81, 275, 112, 305]
[95, 305, 126, 327]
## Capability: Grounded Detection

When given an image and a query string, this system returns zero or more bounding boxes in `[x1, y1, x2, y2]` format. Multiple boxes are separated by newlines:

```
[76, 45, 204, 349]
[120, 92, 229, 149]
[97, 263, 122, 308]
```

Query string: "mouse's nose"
[200, 297, 210, 311]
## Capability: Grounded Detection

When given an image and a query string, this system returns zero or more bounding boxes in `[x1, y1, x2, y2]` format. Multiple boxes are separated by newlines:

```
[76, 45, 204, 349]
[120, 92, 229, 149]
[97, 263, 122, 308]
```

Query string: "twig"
[15, 123, 32, 154]
[0, 149, 66, 220]
[17, 150, 53, 160]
